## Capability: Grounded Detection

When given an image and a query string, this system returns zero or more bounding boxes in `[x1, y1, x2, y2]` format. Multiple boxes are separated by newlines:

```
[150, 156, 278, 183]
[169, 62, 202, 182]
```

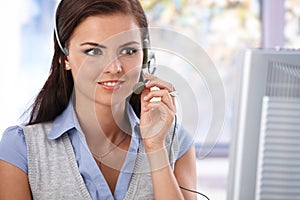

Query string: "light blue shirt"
[0, 100, 194, 199]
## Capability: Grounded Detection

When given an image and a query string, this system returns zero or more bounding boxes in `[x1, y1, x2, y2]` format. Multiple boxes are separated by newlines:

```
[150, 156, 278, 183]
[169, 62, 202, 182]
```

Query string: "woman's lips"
[98, 80, 124, 90]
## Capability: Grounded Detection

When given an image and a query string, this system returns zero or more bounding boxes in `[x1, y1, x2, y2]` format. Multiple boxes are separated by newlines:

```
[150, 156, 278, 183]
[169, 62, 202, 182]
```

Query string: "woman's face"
[67, 13, 143, 106]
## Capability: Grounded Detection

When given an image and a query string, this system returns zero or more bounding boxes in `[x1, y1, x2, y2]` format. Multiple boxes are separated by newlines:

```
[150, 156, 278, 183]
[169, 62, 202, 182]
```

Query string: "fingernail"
[145, 79, 150, 86]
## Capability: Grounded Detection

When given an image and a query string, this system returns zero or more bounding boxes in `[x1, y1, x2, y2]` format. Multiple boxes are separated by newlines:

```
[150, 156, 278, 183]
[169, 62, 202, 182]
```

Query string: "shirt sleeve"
[0, 125, 28, 173]
[176, 124, 195, 159]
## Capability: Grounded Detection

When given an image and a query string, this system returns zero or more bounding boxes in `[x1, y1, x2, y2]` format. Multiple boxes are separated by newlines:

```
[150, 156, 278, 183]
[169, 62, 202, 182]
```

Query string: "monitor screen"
[227, 48, 300, 200]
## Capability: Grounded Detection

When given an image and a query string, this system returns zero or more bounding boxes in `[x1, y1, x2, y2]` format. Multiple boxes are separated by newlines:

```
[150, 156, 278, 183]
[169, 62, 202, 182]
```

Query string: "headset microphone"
[132, 64, 156, 95]
[133, 81, 146, 95]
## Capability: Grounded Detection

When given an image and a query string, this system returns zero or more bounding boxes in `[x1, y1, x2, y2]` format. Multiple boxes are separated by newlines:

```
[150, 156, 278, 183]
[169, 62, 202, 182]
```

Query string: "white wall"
[0, 2, 22, 138]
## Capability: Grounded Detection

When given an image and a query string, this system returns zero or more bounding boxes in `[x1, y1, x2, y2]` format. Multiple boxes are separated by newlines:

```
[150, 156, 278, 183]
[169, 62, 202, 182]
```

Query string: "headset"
[54, 10, 69, 56]
[55, 14, 155, 95]
[132, 36, 157, 95]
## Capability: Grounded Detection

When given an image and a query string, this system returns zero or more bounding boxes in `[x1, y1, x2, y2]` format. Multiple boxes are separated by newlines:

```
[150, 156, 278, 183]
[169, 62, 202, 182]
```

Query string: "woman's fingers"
[143, 89, 175, 112]
[144, 73, 175, 93]
[143, 74, 177, 110]
[140, 99, 174, 140]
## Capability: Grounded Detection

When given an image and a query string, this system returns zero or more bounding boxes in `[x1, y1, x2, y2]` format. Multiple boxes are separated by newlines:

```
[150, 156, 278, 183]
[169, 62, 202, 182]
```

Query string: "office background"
[0, 0, 299, 199]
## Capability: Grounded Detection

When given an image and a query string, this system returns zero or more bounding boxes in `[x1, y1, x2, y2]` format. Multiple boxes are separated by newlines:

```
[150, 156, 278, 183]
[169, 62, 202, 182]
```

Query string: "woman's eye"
[84, 48, 103, 56]
[119, 47, 138, 56]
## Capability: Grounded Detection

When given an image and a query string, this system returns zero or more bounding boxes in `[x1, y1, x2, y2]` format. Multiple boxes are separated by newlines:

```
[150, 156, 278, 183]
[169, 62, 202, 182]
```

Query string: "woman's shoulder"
[0, 125, 28, 173]
[177, 124, 193, 142]
[3, 124, 24, 132]
[1, 125, 26, 143]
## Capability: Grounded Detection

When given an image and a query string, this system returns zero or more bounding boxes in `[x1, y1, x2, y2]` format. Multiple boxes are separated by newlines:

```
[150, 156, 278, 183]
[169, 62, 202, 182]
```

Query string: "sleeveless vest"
[22, 122, 178, 200]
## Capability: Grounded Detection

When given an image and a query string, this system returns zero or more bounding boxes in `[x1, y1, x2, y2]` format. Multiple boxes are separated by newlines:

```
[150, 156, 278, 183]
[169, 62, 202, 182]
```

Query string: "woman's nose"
[105, 57, 122, 74]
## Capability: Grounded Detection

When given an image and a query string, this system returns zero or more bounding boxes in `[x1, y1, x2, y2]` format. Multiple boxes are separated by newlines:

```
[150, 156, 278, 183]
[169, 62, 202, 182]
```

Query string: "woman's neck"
[74, 98, 127, 139]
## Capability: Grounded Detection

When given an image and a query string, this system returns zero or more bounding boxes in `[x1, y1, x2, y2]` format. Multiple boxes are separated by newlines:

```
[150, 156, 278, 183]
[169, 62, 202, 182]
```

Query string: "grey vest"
[22, 122, 178, 200]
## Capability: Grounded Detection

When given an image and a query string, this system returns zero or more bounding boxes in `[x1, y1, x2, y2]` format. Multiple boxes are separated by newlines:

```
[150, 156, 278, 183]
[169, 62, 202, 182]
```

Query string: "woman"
[0, 0, 196, 199]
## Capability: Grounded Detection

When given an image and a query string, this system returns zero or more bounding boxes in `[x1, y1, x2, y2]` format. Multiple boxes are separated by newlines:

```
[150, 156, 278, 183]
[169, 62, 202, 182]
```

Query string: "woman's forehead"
[70, 13, 142, 45]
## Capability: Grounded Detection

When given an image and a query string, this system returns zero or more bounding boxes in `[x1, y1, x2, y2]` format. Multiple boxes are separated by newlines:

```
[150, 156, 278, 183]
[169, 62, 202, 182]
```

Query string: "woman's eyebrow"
[119, 41, 140, 48]
[80, 42, 107, 48]
[80, 41, 140, 48]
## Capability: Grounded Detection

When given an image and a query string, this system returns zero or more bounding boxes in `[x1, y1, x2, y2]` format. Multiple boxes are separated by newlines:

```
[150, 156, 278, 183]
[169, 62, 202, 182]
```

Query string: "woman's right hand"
[139, 74, 176, 153]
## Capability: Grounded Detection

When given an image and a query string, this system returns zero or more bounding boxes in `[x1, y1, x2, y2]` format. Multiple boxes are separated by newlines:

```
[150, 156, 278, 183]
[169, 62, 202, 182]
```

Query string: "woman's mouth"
[98, 80, 124, 90]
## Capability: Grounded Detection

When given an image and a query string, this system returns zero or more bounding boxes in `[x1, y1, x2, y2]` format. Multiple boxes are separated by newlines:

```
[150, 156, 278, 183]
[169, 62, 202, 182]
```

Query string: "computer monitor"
[227, 48, 300, 200]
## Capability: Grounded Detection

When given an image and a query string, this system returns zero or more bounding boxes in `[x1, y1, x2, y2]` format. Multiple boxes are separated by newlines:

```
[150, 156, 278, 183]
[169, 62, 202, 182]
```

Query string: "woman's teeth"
[102, 82, 120, 87]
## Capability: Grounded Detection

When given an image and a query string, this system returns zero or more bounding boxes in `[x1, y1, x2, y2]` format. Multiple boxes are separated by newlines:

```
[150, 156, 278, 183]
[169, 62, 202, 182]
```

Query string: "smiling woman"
[66, 14, 143, 106]
[0, 0, 196, 200]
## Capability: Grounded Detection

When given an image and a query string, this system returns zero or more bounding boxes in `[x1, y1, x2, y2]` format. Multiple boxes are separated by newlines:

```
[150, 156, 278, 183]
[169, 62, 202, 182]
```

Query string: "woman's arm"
[0, 161, 32, 200]
[174, 146, 197, 200]
[146, 146, 197, 200]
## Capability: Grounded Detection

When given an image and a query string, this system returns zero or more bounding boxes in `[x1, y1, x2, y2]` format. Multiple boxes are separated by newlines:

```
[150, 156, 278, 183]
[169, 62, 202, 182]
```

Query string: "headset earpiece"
[143, 36, 156, 74]
[142, 38, 150, 69]
[132, 35, 156, 95]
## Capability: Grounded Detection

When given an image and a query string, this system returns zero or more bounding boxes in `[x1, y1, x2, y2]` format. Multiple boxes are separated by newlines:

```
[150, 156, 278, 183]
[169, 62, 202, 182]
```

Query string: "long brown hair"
[28, 0, 148, 125]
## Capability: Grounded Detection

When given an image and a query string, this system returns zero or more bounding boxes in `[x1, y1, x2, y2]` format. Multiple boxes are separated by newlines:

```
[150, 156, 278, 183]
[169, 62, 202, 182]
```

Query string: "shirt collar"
[48, 99, 140, 140]
[48, 100, 79, 140]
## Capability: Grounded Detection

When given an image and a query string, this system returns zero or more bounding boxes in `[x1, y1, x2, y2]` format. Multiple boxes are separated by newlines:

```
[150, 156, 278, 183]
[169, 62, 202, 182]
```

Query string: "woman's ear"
[64, 60, 71, 70]
[58, 57, 71, 70]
